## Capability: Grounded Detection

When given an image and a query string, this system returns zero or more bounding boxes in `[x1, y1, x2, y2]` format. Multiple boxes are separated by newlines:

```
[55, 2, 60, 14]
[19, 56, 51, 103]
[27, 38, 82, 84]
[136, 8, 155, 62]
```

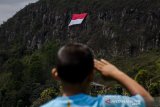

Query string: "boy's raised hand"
[94, 59, 154, 107]
[94, 59, 120, 77]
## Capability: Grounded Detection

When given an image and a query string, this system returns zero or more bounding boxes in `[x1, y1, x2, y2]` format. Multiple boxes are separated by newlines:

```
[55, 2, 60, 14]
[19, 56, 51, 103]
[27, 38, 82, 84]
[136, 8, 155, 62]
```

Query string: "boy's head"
[55, 43, 94, 84]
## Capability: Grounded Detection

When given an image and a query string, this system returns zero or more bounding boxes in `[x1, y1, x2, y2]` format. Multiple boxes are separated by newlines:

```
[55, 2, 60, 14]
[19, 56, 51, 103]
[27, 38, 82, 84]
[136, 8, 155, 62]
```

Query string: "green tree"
[135, 69, 153, 90]
[41, 41, 59, 68]
[3, 58, 24, 80]
[27, 54, 45, 83]
[149, 81, 160, 96]
[31, 87, 59, 107]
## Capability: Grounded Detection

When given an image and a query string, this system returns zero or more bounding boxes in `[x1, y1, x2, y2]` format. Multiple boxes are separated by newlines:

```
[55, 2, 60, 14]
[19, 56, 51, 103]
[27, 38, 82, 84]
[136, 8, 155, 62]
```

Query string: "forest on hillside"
[0, 0, 160, 106]
[0, 40, 160, 107]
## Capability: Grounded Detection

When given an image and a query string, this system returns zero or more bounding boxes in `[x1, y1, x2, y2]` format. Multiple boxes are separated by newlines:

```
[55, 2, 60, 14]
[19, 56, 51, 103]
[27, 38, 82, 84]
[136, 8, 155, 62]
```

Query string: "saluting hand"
[94, 59, 120, 77]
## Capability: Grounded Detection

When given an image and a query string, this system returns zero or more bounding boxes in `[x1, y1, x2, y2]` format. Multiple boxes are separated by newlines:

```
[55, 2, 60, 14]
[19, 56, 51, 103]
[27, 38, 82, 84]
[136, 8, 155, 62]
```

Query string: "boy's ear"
[51, 68, 60, 81]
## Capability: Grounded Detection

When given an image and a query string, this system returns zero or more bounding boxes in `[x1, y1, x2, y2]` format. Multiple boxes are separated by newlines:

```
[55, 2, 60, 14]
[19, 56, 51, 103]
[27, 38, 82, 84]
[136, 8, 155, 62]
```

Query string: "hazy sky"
[0, 0, 38, 25]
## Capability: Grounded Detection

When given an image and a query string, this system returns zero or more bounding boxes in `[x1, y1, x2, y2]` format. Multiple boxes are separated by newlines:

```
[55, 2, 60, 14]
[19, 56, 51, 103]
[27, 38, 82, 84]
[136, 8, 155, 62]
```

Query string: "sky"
[0, 0, 38, 25]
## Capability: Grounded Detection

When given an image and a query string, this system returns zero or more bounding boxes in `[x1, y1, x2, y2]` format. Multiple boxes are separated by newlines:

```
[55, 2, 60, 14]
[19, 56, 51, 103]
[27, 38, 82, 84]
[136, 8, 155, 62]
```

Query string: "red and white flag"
[68, 13, 88, 26]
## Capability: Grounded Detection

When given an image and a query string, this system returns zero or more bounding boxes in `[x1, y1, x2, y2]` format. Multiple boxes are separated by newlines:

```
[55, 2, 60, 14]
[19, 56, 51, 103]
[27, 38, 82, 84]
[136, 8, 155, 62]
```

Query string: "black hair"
[56, 43, 94, 84]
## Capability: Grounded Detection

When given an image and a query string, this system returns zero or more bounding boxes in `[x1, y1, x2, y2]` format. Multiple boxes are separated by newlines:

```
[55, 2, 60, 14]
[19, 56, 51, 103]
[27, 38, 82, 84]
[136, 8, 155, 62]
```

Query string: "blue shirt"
[41, 94, 145, 107]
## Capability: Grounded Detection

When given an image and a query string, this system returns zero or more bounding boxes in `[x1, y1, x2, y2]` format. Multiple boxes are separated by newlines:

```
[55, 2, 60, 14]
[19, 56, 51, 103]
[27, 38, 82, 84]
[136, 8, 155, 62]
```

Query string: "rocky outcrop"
[1, 0, 160, 57]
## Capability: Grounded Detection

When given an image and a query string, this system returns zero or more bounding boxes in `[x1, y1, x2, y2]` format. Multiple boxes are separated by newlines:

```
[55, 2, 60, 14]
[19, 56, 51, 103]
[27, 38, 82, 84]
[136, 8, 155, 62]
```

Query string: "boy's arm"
[94, 59, 154, 107]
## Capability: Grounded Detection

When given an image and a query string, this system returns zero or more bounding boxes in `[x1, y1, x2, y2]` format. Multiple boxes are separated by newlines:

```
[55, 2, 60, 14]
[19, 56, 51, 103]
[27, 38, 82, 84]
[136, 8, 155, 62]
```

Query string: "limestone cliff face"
[1, 0, 160, 57]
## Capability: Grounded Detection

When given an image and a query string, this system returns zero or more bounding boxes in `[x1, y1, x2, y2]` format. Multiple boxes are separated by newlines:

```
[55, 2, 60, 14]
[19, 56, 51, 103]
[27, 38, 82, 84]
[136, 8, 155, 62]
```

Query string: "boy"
[41, 43, 153, 107]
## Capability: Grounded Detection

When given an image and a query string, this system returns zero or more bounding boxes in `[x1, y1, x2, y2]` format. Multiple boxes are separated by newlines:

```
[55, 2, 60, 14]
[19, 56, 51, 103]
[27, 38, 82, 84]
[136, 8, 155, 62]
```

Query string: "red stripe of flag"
[71, 13, 88, 20]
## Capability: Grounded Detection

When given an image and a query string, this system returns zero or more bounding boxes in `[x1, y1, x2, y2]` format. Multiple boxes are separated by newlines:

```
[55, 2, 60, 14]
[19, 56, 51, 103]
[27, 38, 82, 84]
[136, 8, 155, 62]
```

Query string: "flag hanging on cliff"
[68, 13, 88, 26]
